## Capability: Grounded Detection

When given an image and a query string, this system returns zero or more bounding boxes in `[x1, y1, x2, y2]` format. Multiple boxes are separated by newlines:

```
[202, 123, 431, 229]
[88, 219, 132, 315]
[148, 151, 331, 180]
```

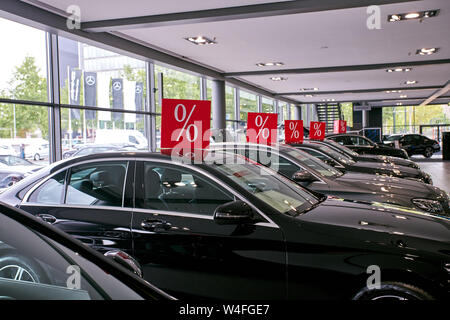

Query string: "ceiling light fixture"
[300, 87, 319, 91]
[256, 62, 284, 67]
[322, 98, 335, 102]
[185, 36, 217, 45]
[388, 10, 439, 22]
[396, 102, 403, 105]
[304, 94, 314, 97]
[416, 47, 438, 55]
[386, 68, 411, 72]
[405, 80, 418, 85]
[385, 90, 402, 93]
[400, 95, 408, 98]
[270, 76, 287, 81]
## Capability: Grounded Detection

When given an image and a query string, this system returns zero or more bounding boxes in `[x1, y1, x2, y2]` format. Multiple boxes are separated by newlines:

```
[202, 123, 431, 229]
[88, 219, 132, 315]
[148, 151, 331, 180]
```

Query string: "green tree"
[0, 56, 48, 138]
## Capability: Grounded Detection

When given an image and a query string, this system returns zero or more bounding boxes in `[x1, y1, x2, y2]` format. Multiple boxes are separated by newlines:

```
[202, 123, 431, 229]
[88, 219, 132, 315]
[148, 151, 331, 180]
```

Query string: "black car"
[1, 151, 449, 300]
[0, 202, 173, 300]
[314, 139, 420, 169]
[211, 143, 448, 215]
[326, 133, 409, 159]
[383, 134, 441, 158]
[291, 141, 433, 184]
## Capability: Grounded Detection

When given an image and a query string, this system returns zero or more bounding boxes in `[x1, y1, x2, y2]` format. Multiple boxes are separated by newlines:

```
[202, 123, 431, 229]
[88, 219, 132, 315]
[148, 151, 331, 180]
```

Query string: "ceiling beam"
[275, 86, 441, 96]
[304, 96, 450, 104]
[419, 80, 450, 107]
[81, 0, 417, 32]
[224, 59, 450, 77]
[0, 0, 300, 105]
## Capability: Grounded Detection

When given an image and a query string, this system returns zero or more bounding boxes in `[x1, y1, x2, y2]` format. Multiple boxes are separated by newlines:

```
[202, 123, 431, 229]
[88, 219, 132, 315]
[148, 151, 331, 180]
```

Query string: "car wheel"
[353, 282, 433, 300]
[423, 147, 433, 158]
[34, 153, 40, 161]
[0, 252, 49, 284]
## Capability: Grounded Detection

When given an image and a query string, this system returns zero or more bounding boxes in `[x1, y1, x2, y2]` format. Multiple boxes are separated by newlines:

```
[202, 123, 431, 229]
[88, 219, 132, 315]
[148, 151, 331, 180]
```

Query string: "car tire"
[423, 147, 433, 158]
[353, 281, 433, 300]
[0, 251, 50, 284]
[34, 154, 40, 161]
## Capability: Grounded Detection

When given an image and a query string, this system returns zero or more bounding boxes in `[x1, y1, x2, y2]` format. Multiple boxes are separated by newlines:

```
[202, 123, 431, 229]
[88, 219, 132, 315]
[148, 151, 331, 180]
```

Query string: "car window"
[28, 171, 66, 204]
[137, 162, 234, 215]
[129, 136, 138, 144]
[243, 149, 301, 179]
[283, 147, 343, 178]
[309, 143, 355, 165]
[66, 162, 128, 207]
[0, 212, 144, 300]
[4, 156, 32, 166]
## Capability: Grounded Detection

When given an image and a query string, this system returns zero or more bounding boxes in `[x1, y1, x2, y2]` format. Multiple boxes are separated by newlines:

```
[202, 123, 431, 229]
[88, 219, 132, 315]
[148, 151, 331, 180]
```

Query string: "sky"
[0, 18, 48, 91]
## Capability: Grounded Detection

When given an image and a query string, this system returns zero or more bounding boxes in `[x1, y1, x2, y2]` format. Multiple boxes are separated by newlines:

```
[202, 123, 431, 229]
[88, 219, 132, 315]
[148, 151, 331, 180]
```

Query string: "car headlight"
[412, 198, 443, 213]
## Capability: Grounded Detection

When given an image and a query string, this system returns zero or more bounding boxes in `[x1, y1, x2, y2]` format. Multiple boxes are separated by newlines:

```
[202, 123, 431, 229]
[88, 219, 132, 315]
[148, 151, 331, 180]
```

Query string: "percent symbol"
[174, 104, 198, 142]
[255, 115, 270, 139]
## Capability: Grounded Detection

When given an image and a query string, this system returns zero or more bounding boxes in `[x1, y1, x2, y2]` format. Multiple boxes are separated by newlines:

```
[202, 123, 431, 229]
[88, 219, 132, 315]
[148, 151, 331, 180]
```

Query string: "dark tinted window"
[28, 171, 66, 204]
[244, 149, 301, 179]
[138, 163, 233, 215]
[66, 162, 127, 207]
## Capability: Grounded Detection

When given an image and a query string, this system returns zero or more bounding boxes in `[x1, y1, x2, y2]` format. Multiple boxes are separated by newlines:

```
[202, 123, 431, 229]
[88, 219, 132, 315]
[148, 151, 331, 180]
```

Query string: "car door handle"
[37, 214, 57, 224]
[141, 219, 172, 232]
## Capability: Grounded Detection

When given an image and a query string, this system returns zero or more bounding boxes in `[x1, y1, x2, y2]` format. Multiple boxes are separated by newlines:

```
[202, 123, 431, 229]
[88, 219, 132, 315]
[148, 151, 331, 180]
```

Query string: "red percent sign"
[309, 121, 326, 140]
[333, 120, 347, 134]
[247, 112, 278, 145]
[160, 99, 211, 156]
[284, 120, 304, 144]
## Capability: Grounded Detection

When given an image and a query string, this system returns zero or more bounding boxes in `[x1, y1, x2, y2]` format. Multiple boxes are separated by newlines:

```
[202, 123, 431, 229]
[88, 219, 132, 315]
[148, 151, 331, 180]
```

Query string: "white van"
[94, 130, 148, 150]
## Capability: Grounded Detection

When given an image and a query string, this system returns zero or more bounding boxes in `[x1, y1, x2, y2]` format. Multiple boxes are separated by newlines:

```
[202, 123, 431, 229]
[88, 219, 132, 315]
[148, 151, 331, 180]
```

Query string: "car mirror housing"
[104, 250, 143, 278]
[213, 200, 254, 225]
[291, 170, 318, 183]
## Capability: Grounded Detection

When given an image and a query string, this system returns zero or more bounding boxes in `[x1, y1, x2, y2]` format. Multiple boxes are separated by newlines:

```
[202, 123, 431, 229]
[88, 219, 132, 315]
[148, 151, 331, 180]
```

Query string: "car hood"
[299, 198, 450, 243]
[357, 154, 416, 167]
[346, 161, 426, 179]
[335, 172, 446, 201]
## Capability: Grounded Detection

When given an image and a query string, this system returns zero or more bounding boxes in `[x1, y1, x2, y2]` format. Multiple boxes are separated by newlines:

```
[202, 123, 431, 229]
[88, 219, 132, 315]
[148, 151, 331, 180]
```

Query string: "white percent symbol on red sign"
[313, 122, 322, 137]
[255, 115, 270, 139]
[289, 121, 300, 139]
[174, 104, 198, 142]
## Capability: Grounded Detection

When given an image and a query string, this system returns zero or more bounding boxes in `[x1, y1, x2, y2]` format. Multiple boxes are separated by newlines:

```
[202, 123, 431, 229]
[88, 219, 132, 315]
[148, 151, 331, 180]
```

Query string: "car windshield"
[323, 139, 359, 157]
[207, 153, 320, 216]
[0, 156, 33, 166]
[308, 142, 356, 165]
[281, 147, 343, 178]
[384, 135, 402, 141]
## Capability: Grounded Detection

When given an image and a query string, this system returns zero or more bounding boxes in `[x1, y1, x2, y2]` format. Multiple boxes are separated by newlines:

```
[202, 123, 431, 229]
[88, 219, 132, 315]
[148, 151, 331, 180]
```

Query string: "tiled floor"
[411, 153, 450, 193]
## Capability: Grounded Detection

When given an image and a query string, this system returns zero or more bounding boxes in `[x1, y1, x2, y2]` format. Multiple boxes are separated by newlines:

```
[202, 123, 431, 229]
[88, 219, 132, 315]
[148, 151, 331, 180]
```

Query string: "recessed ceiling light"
[416, 47, 438, 55]
[185, 36, 216, 45]
[400, 94, 408, 98]
[304, 94, 314, 98]
[386, 68, 411, 72]
[388, 10, 439, 22]
[270, 76, 287, 81]
[300, 87, 319, 91]
[385, 90, 402, 93]
[256, 62, 284, 67]
[396, 102, 403, 105]
[322, 98, 335, 102]
[405, 80, 418, 85]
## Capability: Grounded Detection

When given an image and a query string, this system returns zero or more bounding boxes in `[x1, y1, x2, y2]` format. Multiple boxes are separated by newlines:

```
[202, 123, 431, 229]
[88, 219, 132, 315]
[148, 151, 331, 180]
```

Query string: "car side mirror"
[104, 250, 143, 278]
[291, 170, 318, 183]
[213, 200, 254, 225]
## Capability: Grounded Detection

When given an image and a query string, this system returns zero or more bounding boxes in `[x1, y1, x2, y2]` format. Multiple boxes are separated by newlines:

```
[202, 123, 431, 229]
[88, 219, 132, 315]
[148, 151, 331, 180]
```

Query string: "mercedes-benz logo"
[113, 81, 122, 91]
[135, 86, 142, 94]
[85, 75, 96, 86]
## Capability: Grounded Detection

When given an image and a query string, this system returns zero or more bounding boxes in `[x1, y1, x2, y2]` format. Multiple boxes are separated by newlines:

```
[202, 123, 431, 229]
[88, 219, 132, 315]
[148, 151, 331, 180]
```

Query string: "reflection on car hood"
[346, 161, 425, 178]
[358, 154, 415, 167]
[336, 172, 446, 200]
[300, 197, 450, 243]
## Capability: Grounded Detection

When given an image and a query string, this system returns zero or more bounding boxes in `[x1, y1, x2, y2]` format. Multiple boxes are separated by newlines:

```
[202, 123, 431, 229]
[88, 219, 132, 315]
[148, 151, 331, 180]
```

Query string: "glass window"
[245, 150, 301, 180]
[283, 147, 343, 178]
[154, 65, 201, 113]
[138, 162, 234, 215]
[66, 162, 128, 207]
[28, 171, 66, 204]
[340, 102, 353, 128]
[225, 86, 235, 120]
[261, 97, 274, 113]
[239, 90, 257, 121]
[0, 18, 48, 103]
[61, 108, 147, 158]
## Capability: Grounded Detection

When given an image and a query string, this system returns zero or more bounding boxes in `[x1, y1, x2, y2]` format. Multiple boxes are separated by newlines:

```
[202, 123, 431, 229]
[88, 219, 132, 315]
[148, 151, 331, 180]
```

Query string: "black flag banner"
[84, 72, 97, 120]
[112, 78, 123, 121]
[135, 81, 144, 121]
[69, 68, 82, 119]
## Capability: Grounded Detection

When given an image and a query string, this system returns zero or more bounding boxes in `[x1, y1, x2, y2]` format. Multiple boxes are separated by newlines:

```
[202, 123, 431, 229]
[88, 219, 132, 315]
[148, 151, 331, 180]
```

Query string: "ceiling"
[18, 0, 450, 106]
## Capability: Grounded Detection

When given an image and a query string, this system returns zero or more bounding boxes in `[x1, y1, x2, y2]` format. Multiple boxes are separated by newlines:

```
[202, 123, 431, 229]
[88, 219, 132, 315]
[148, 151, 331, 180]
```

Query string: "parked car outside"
[0, 151, 449, 300]
[0, 155, 43, 189]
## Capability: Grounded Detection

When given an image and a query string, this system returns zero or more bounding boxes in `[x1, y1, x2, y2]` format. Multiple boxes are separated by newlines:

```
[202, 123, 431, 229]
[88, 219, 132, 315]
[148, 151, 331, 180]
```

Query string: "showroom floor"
[412, 154, 450, 193]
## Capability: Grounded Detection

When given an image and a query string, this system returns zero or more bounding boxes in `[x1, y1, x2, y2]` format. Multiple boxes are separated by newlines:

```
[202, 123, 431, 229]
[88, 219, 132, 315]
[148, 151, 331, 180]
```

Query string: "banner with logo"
[112, 78, 123, 121]
[124, 79, 136, 123]
[83, 72, 97, 120]
[97, 73, 111, 121]
[69, 68, 82, 119]
[135, 82, 144, 121]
